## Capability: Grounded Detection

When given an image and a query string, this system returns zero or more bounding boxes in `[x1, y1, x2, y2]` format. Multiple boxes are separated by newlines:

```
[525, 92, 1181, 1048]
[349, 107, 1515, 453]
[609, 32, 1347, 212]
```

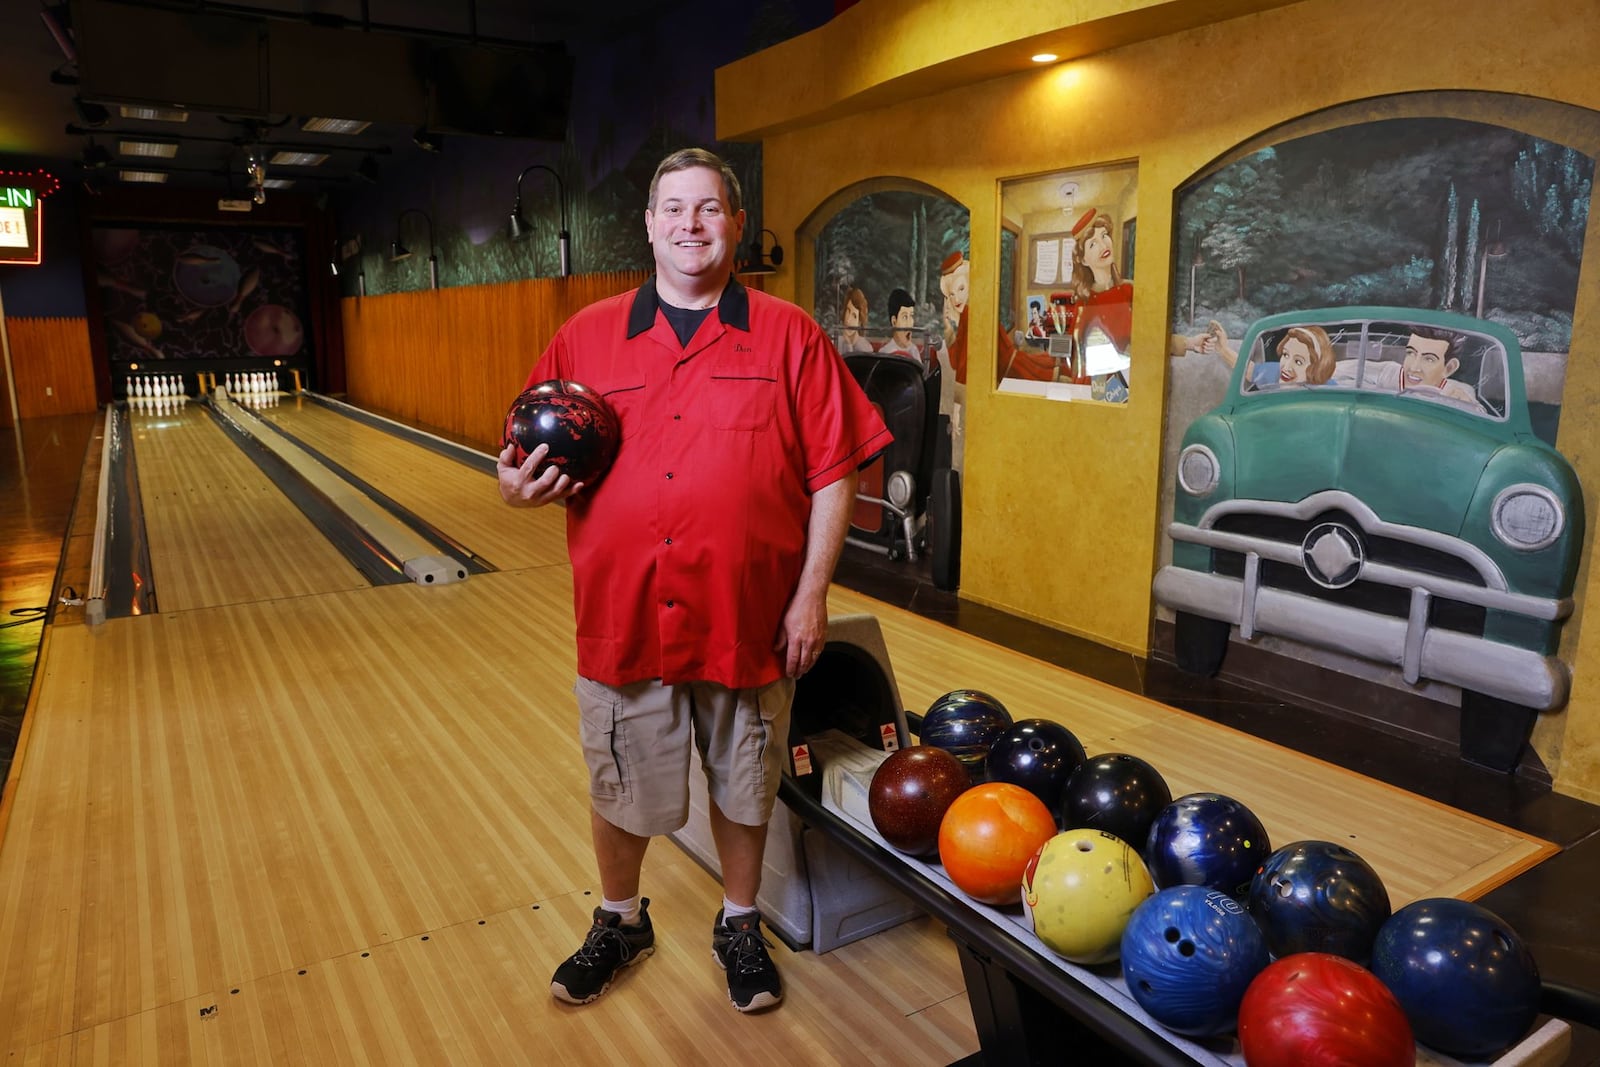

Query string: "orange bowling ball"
[938, 782, 1058, 905]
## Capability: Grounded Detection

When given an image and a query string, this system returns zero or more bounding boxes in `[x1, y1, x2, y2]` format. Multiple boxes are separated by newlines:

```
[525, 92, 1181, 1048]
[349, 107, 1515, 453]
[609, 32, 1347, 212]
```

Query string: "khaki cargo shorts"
[574, 675, 795, 838]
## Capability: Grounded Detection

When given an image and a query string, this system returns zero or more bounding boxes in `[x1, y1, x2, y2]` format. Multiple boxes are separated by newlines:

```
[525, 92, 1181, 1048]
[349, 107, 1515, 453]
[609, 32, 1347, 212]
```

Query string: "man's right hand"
[498, 442, 583, 507]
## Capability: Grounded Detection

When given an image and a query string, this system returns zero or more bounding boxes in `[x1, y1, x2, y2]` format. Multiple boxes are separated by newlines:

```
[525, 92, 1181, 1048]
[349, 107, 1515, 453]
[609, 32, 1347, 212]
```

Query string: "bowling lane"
[130, 402, 372, 612]
[249, 396, 568, 572]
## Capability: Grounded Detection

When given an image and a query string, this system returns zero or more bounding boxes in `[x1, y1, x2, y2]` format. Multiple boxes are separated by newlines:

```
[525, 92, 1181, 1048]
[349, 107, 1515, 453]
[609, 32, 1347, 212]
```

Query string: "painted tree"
[1189, 148, 1285, 306]
[1437, 181, 1460, 310]
[1459, 197, 1481, 316]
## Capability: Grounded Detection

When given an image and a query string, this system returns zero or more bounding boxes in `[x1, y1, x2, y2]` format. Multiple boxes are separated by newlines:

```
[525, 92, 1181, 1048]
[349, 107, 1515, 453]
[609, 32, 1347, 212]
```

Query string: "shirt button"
[664, 537, 673, 545]
[665, 472, 674, 479]
[673, 414, 682, 420]
[666, 600, 675, 608]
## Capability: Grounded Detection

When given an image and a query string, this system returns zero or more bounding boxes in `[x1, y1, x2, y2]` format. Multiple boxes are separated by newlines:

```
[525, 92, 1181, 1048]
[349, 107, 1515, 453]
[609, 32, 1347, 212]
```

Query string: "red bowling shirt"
[527, 277, 892, 690]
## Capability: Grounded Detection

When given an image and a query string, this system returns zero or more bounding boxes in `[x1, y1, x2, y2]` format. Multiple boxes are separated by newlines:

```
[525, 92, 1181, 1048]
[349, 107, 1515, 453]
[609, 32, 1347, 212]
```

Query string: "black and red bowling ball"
[1059, 752, 1172, 850]
[868, 745, 970, 856]
[503, 379, 620, 486]
[983, 718, 1085, 811]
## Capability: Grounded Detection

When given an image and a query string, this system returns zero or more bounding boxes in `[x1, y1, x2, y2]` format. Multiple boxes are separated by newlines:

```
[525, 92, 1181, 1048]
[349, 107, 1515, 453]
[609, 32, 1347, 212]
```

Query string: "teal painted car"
[1153, 308, 1583, 766]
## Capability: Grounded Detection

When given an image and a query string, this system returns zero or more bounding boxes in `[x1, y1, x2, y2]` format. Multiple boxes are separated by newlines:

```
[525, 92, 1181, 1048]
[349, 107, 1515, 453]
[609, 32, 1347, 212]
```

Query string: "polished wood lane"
[131, 404, 371, 612]
[250, 396, 568, 573]
[0, 567, 976, 1063]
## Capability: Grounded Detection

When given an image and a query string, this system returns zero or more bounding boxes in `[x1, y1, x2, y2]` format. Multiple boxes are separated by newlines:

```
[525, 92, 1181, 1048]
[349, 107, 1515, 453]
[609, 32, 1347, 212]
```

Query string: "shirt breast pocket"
[601, 380, 647, 440]
[709, 363, 778, 431]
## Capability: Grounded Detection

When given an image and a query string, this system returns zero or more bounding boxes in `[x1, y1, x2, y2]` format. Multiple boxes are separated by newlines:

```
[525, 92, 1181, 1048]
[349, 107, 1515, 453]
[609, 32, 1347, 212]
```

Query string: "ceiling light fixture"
[301, 117, 371, 135]
[1031, 52, 1059, 63]
[270, 151, 329, 167]
[119, 105, 188, 122]
[118, 139, 178, 158]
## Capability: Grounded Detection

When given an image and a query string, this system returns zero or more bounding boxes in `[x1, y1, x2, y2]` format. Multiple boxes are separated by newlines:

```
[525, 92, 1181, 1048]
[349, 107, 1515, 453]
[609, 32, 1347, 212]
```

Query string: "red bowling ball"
[868, 746, 971, 856]
[1238, 953, 1415, 1067]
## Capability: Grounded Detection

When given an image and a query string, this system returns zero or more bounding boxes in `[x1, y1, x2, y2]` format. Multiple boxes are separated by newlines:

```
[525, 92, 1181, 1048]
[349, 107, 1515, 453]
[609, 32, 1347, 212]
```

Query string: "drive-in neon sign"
[0, 170, 59, 266]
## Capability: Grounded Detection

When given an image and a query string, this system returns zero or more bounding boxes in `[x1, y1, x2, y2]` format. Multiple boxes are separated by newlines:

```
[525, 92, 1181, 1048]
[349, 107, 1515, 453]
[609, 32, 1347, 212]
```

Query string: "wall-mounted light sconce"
[742, 228, 784, 275]
[391, 207, 439, 290]
[508, 162, 571, 276]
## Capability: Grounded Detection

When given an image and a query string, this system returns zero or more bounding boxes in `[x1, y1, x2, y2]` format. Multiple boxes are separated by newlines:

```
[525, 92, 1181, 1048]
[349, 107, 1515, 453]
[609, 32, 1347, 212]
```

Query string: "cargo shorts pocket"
[575, 677, 628, 800]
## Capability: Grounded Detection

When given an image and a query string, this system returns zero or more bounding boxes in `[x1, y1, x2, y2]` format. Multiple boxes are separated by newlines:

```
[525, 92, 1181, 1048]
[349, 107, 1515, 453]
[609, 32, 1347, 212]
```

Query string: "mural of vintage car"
[1152, 307, 1584, 772]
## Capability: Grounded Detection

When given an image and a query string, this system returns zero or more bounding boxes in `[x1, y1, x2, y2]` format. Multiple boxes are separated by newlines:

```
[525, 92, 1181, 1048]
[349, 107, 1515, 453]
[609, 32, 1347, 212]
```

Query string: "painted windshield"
[1239, 319, 1509, 420]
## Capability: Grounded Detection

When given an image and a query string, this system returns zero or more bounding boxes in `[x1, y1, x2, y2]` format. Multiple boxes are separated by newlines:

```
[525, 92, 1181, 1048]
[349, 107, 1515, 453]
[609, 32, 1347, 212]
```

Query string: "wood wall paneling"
[340, 272, 649, 450]
[4, 318, 98, 419]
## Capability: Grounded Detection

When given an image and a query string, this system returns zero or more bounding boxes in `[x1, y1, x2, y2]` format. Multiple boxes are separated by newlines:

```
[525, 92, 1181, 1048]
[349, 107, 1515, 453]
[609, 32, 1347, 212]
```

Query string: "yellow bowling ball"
[1022, 829, 1154, 964]
[132, 311, 163, 340]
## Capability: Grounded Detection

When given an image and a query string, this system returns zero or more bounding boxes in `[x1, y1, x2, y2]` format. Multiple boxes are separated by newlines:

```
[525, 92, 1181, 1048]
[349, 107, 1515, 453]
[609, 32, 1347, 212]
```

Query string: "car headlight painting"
[1491, 483, 1564, 551]
[1178, 444, 1220, 497]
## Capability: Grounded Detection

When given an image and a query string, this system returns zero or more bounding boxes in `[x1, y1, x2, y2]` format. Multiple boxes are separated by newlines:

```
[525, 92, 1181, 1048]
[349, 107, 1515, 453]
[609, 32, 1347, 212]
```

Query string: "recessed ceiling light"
[118, 170, 168, 183]
[118, 140, 178, 158]
[270, 151, 328, 167]
[1031, 53, 1059, 63]
[301, 117, 370, 135]
[119, 105, 188, 122]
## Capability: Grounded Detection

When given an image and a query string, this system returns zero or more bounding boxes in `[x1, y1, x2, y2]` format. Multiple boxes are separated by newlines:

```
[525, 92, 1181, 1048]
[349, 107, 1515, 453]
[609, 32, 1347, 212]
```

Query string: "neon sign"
[0, 169, 59, 267]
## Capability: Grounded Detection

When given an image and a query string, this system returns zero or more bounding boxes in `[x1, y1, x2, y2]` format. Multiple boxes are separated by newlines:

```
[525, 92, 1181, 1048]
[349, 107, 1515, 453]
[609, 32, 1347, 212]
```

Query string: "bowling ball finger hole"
[1275, 880, 1293, 898]
[1178, 941, 1196, 957]
[1075, 840, 1094, 852]
[1495, 931, 1513, 951]
[1029, 739, 1046, 751]
[1163, 927, 1181, 943]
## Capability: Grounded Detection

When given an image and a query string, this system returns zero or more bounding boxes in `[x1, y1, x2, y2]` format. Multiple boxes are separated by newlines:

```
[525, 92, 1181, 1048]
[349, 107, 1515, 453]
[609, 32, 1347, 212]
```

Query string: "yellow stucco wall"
[722, 0, 1600, 798]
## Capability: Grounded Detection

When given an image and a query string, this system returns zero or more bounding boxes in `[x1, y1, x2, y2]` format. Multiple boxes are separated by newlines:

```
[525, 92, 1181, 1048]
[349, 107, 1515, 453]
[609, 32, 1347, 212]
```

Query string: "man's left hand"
[775, 591, 828, 678]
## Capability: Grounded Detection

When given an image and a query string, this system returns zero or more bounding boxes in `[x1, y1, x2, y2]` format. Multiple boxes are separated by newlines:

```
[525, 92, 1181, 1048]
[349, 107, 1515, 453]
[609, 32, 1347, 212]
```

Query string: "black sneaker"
[711, 909, 782, 1012]
[550, 899, 655, 1005]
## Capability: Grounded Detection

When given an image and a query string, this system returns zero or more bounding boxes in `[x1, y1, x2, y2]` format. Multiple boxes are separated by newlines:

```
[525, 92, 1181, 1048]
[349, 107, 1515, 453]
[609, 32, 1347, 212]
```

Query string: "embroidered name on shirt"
[734, 343, 753, 353]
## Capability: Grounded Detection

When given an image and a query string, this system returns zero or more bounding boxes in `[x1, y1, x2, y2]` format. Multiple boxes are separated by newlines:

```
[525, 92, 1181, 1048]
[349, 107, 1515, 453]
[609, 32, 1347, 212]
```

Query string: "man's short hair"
[648, 148, 742, 215]
[1408, 324, 1466, 365]
[888, 288, 915, 320]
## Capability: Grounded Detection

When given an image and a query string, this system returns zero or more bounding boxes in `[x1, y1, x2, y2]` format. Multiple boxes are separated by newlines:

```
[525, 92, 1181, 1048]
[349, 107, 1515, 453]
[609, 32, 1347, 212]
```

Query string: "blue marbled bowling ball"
[1370, 897, 1540, 1059]
[1120, 885, 1269, 1037]
[1247, 840, 1391, 964]
[920, 689, 1013, 780]
[1144, 792, 1272, 898]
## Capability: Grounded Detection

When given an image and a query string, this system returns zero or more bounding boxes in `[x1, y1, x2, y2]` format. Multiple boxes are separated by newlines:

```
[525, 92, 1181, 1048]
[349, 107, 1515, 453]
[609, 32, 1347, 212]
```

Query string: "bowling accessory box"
[668, 614, 922, 953]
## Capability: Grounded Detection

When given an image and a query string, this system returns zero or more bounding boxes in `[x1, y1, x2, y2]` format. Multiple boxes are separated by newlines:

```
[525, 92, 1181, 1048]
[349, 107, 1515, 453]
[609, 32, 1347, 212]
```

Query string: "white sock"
[601, 895, 641, 925]
[722, 897, 758, 922]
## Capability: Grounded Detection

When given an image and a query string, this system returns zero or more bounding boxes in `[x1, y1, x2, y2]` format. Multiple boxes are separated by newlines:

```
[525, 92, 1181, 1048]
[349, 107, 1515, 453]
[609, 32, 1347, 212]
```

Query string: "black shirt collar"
[627, 275, 750, 338]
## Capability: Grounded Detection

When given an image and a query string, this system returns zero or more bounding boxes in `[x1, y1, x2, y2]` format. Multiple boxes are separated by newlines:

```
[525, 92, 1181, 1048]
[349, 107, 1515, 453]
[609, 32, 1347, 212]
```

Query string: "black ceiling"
[2, 0, 671, 200]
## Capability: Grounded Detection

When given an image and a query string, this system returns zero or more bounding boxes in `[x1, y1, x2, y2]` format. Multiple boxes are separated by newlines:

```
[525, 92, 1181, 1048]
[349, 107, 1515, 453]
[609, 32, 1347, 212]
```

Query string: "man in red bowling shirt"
[498, 148, 890, 1013]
